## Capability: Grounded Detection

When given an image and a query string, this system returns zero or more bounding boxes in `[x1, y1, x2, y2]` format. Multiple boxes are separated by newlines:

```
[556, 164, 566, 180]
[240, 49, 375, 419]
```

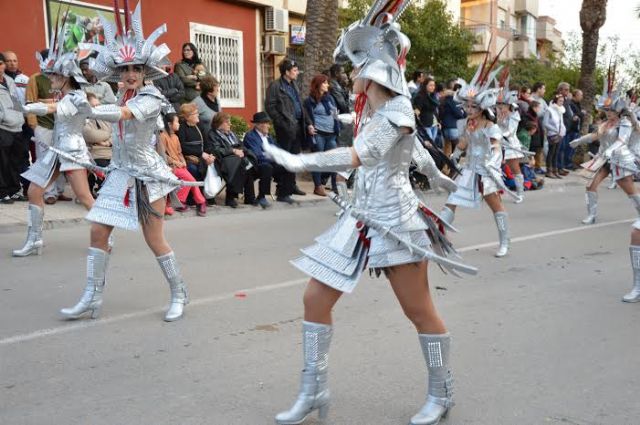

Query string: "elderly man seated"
[242, 112, 290, 208]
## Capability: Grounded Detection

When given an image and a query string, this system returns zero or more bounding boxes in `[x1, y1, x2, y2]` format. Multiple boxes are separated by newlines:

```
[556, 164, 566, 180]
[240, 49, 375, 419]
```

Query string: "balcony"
[514, 0, 539, 17]
[536, 16, 557, 41]
[512, 38, 536, 59]
[466, 24, 491, 53]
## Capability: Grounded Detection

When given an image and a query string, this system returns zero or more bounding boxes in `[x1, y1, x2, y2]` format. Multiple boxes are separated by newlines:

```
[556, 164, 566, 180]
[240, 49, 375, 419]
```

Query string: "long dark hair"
[418, 77, 435, 96]
[181, 42, 201, 66]
[164, 113, 179, 134]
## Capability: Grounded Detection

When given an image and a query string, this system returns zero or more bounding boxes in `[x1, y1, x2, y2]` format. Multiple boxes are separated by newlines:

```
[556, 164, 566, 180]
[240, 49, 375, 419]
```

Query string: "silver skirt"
[21, 149, 90, 188]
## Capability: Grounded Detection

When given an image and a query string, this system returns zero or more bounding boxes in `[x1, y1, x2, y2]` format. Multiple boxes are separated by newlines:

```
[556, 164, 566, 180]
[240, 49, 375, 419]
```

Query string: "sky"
[539, 0, 640, 49]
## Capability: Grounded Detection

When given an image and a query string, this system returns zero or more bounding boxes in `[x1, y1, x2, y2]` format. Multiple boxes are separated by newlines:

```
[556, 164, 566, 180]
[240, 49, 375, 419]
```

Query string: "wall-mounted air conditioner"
[265, 7, 289, 33]
[264, 34, 287, 55]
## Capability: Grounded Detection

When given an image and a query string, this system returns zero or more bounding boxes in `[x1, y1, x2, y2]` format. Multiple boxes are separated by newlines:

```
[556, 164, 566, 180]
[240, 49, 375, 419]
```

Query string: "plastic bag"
[203, 163, 224, 198]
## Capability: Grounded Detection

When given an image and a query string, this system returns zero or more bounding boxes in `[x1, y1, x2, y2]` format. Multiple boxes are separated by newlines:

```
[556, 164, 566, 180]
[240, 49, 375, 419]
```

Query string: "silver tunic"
[290, 96, 461, 293]
[21, 90, 93, 188]
[499, 111, 524, 160]
[86, 86, 178, 230]
[594, 119, 637, 181]
[447, 122, 504, 208]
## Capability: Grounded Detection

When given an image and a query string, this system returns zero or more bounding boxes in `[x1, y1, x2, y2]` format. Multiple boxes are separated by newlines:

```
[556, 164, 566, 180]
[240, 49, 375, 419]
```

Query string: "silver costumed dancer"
[13, 12, 96, 257]
[59, 1, 193, 322]
[263, 1, 477, 424]
[439, 55, 520, 258]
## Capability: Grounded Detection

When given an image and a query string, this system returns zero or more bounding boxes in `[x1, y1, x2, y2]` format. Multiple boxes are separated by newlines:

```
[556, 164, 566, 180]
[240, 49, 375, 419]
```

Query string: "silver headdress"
[79, 1, 170, 82]
[455, 40, 507, 111]
[334, 0, 412, 96]
[36, 6, 87, 85]
[596, 61, 627, 113]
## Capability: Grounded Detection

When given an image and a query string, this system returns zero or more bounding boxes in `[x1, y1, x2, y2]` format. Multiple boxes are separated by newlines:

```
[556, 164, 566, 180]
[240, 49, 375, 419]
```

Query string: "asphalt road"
[1, 185, 639, 425]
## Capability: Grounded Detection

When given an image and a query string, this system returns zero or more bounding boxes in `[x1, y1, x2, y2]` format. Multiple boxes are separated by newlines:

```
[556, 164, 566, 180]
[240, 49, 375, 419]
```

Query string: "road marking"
[0, 218, 634, 347]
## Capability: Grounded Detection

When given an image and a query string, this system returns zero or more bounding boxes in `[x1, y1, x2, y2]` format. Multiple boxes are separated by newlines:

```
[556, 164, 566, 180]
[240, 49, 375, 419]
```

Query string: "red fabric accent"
[478, 175, 484, 194]
[419, 205, 445, 235]
[173, 167, 205, 205]
[118, 89, 136, 141]
[123, 188, 130, 207]
[503, 164, 514, 179]
[353, 90, 368, 138]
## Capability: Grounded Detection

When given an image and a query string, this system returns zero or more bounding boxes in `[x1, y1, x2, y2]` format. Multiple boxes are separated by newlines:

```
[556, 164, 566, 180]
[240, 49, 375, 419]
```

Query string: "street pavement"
[1, 176, 640, 425]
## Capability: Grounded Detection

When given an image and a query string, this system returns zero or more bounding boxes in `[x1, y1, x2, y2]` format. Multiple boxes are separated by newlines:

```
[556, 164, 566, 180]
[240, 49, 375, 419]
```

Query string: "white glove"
[22, 102, 49, 116]
[569, 134, 594, 149]
[262, 140, 305, 172]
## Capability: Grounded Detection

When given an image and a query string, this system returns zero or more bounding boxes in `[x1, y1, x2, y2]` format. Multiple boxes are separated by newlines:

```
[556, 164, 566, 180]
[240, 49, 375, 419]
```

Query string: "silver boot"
[157, 251, 189, 322]
[439, 206, 455, 226]
[275, 321, 332, 425]
[12, 204, 44, 257]
[494, 212, 510, 257]
[60, 247, 108, 319]
[581, 191, 597, 225]
[514, 174, 524, 204]
[623, 245, 640, 302]
[410, 333, 454, 425]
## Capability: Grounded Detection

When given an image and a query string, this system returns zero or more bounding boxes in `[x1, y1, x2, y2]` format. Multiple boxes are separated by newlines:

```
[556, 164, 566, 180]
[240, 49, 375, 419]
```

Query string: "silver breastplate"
[53, 95, 88, 155]
[467, 129, 492, 174]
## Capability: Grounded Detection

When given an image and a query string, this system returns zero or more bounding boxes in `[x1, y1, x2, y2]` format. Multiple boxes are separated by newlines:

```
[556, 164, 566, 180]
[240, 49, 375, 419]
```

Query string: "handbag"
[203, 162, 224, 198]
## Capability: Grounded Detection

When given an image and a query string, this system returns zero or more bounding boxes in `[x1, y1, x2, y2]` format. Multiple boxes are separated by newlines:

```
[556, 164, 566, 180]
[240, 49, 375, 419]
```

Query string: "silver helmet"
[455, 40, 507, 111]
[495, 67, 518, 106]
[36, 7, 88, 85]
[334, 0, 412, 97]
[596, 62, 627, 113]
[79, 1, 170, 82]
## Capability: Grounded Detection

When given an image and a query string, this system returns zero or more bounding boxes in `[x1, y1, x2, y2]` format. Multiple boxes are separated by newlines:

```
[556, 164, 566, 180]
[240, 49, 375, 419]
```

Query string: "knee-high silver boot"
[582, 191, 597, 225]
[411, 333, 454, 425]
[439, 206, 455, 226]
[514, 174, 525, 204]
[157, 251, 189, 322]
[275, 321, 332, 425]
[494, 212, 510, 257]
[60, 247, 108, 319]
[12, 204, 44, 257]
[623, 245, 640, 302]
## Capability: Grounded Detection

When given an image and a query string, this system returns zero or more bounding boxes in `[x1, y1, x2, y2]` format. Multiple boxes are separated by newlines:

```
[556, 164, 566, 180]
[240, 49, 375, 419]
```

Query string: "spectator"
[265, 58, 309, 202]
[517, 119, 538, 151]
[328, 64, 350, 114]
[206, 112, 256, 208]
[80, 60, 116, 104]
[174, 42, 206, 103]
[439, 83, 466, 159]
[2, 51, 28, 105]
[413, 76, 439, 143]
[193, 75, 221, 133]
[557, 82, 574, 174]
[82, 93, 112, 196]
[154, 63, 185, 113]
[527, 100, 545, 173]
[176, 103, 212, 183]
[25, 49, 67, 204]
[304, 74, 340, 196]
[407, 69, 426, 97]
[543, 93, 566, 179]
[243, 112, 289, 209]
[531, 82, 548, 173]
[0, 52, 26, 204]
[159, 113, 207, 216]
[517, 85, 531, 115]
[568, 89, 586, 166]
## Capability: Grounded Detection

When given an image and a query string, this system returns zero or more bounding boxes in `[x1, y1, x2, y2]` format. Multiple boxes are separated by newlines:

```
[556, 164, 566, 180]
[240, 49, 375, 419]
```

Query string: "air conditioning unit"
[265, 7, 289, 33]
[264, 34, 287, 55]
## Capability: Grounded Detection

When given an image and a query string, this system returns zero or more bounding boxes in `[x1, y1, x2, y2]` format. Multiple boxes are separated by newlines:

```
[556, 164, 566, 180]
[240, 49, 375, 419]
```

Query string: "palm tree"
[303, 0, 340, 91]
[577, 0, 607, 134]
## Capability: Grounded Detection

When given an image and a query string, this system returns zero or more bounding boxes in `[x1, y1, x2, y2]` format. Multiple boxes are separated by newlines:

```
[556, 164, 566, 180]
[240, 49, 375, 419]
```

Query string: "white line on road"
[0, 218, 633, 347]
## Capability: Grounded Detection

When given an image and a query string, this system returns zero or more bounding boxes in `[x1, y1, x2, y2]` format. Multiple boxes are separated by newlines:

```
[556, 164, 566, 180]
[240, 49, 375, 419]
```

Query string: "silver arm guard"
[91, 104, 123, 122]
[487, 142, 503, 170]
[22, 102, 49, 116]
[451, 146, 464, 162]
[262, 140, 353, 172]
[412, 138, 457, 193]
[569, 133, 595, 148]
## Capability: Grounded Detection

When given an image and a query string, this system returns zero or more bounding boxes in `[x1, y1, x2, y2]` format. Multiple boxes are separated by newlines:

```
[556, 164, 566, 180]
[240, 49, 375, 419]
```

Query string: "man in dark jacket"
[243, 112, 288, 208]
[328, 64, 350, 114]
[439, 86, 466, 157]
[155, 63, 185, 113]
[265, 58, 311, 202]
[557, 82, 574, 172]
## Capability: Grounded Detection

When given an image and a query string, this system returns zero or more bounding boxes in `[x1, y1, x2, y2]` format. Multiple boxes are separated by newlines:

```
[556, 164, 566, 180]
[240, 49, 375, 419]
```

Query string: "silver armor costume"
[271, 2, 460, 424]
[500, 111, 524, 160]
[85, 86, 179, 230]
[21, 91, 93, 187]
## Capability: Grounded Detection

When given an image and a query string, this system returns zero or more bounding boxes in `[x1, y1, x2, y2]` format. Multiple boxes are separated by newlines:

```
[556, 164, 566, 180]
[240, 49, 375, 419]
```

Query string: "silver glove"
[22, 102, 50, 116]
[450, 146, 464, 163]
[569, 133, 594, 149]
[262, 140, 353, 172]
[90, 104, 123, 122]
[413, 138, 457, 193]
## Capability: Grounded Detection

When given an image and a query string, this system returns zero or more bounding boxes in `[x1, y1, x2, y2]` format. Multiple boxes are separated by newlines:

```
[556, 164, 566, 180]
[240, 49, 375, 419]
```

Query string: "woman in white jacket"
[543, 93, 566, 179]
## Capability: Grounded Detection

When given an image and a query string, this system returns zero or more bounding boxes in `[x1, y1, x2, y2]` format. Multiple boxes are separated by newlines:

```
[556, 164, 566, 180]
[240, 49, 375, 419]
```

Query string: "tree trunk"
[578, 0, 607, 135]
[303, 0, 339, 92]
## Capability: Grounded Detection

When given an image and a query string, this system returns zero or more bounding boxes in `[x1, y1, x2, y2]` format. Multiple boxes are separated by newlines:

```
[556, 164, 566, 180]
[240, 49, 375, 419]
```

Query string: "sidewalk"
[0, 172, 586, 233]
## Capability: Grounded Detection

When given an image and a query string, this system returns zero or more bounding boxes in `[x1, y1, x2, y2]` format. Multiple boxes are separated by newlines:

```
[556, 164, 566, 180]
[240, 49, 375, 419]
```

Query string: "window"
[190, 23, 245, 108]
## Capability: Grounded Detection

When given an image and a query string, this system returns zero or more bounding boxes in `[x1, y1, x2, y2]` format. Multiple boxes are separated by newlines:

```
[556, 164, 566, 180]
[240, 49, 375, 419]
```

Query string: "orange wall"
[1, 0, 258, 120]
